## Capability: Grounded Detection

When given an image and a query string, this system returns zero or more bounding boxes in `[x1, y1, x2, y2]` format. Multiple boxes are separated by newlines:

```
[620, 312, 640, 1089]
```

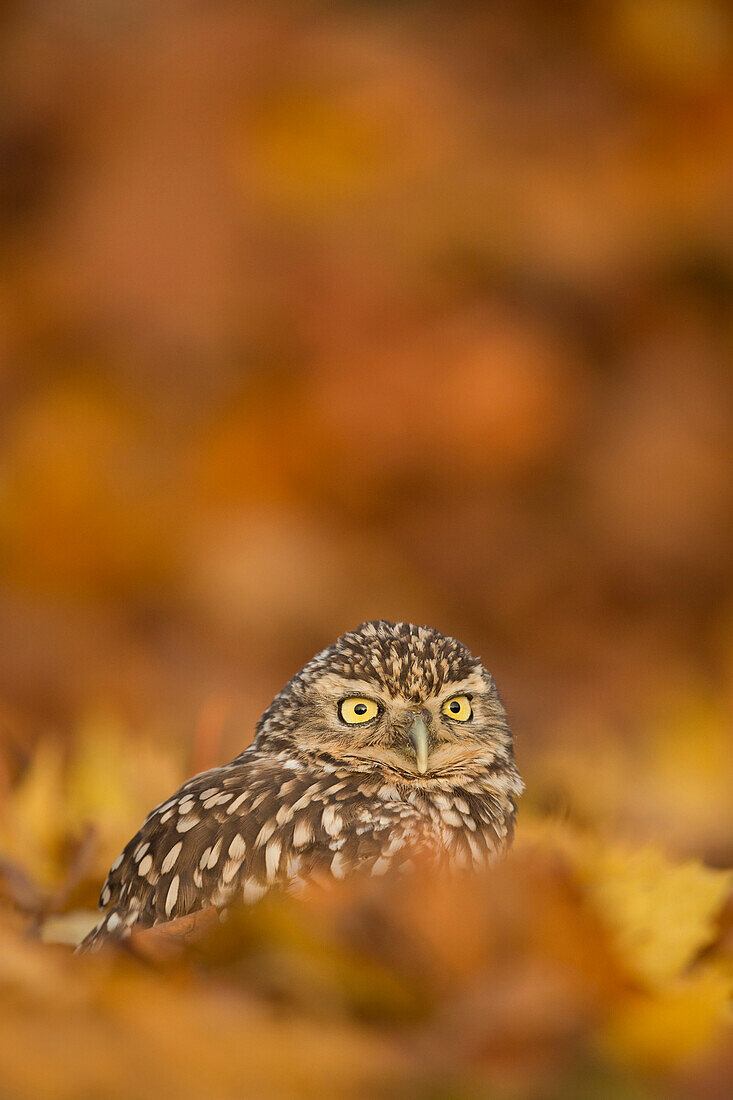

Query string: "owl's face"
[257, 621, 514, 782]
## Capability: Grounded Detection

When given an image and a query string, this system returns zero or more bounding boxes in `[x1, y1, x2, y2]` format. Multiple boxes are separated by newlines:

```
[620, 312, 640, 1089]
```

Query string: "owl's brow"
[311, 669, 487, 706]
[311, 672, 393, 703]
[437, 670, 488, 699]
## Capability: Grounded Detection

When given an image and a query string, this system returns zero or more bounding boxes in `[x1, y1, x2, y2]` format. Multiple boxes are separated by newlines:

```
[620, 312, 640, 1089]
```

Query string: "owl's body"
[81, 621, 523, 951]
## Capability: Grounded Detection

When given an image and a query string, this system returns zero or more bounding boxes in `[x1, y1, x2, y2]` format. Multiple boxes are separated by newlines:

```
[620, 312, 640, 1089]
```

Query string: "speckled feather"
[80, 621, 523, 951]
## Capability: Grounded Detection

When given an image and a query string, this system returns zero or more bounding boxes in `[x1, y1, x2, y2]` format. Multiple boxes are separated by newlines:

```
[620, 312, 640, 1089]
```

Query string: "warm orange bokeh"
[1, 3, 732, 1097]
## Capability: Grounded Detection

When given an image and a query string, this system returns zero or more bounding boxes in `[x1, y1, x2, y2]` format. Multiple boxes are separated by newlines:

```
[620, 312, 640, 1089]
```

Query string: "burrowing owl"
[81, 621, 523, 951]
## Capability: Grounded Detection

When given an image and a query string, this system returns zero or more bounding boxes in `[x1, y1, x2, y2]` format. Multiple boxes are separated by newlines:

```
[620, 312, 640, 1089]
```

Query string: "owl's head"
[256, 621, 518, 785]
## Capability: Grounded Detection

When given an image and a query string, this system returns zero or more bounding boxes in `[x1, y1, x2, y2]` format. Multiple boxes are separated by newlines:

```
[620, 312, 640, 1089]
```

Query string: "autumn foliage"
[1, 745, 731, 1098]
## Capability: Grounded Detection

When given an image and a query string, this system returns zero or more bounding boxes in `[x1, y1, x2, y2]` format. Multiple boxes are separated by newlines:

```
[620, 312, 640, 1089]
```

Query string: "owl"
[80, 621, 523, 951]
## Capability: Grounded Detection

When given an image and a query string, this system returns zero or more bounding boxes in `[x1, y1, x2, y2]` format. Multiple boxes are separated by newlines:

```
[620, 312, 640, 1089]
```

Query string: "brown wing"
[78, 752, 439, 953]
[79, 753, 277, 950]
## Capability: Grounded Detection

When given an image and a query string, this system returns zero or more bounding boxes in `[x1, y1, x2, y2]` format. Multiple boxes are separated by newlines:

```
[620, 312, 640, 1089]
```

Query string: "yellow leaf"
[65, 715, 141, 834]
[0, 740, 66, 888]
[580, 844, 732, 987]
[600, 967, 733, 1072]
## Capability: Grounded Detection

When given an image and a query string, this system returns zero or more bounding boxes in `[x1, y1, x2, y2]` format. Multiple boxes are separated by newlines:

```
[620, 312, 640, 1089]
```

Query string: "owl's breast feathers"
[79, 746, 516, 952]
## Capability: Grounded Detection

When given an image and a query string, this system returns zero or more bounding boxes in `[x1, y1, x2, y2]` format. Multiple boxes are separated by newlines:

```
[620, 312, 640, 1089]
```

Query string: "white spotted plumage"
[165, 875, 179, 916]
[161, 842, 182, 873]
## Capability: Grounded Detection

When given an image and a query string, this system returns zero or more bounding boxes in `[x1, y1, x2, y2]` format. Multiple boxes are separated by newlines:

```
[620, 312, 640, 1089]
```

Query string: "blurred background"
[1, 2, 732, 1097]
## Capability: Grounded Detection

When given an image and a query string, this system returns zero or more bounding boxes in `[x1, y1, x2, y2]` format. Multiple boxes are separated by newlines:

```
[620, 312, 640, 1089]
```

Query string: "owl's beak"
[409, 715, 430, 774]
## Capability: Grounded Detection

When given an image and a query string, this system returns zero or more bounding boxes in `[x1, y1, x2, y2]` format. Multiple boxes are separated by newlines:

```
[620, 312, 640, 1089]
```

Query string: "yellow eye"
[442, 695, 472, 722]
[339, 697, 380, 724]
